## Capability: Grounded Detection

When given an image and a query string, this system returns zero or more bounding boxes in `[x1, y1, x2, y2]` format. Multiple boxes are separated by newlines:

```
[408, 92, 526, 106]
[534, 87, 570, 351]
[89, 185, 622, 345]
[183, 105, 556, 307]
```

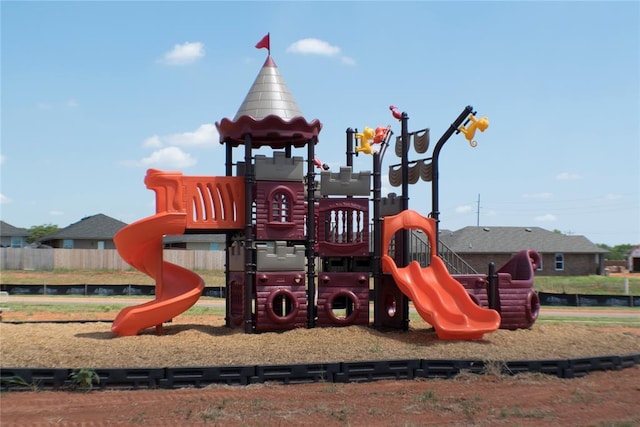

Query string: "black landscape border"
[2, 353, 639, 391]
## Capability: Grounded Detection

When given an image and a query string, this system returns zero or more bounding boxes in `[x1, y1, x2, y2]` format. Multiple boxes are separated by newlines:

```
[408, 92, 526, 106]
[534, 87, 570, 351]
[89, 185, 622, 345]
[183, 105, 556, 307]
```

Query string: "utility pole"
[476, 193, 481, 226]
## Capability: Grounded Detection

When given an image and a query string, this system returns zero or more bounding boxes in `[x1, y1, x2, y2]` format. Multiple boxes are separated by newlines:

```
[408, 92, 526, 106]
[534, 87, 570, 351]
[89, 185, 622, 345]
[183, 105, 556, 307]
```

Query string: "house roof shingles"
[439, 226, 608, 254]
[0, 221, 30, 238]
[39, 214, 127, 241]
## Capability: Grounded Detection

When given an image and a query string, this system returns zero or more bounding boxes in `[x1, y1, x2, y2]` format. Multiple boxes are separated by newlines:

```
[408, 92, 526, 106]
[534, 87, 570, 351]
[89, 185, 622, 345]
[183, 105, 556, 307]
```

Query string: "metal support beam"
[243, 135, 255, 334]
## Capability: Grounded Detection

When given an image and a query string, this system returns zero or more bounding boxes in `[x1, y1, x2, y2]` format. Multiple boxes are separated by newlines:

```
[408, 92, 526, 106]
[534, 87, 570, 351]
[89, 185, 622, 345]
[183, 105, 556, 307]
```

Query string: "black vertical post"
[243, 135, 254, 334]
[487, 262, 498, 311]
[224, 140, 233, 327]
[346, 128, 355, 167]
[285, 144, 292, 159]
[306, 138, 317, 328]
[400, 112, 410, 331]
[431, 105, 474, 246]
[372, 151, 382, 327]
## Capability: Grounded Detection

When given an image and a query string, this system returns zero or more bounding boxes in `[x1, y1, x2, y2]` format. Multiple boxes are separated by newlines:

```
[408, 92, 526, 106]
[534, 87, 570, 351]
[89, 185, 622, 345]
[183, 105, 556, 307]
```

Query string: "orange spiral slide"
[381, 210, 500, 340]
[111, 212, 204, 336]
[111, 169, 245, 336]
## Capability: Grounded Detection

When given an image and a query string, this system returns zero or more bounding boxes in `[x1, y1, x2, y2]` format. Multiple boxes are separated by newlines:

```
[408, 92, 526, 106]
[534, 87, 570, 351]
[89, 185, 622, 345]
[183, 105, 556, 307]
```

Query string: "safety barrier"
[2, 354, 638, 390]
[0, 285, 637, 307]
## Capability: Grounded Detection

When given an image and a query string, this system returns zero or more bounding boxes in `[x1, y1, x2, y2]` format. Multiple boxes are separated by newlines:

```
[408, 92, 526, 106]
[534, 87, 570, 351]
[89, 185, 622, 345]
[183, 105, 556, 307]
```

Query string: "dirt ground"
[1, 368, 638, 426]
[1, 308, 640, 426]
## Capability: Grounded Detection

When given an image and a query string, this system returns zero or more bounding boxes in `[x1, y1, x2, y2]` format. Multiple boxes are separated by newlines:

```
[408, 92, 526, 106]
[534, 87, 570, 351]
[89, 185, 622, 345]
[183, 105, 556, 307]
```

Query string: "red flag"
[255, 33, 270, 53]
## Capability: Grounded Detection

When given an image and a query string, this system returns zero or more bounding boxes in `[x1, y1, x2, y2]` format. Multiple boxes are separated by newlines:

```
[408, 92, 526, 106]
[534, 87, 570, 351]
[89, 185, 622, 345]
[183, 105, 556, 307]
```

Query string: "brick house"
[439, 226, 609, 276]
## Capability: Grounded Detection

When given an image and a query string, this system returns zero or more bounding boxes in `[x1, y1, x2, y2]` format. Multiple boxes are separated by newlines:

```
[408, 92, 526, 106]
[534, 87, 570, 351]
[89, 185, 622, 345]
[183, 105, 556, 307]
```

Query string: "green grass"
[537, 315, 639, 326]
[534, 275, 640, 295]
[0, 269, 226, 286]
[3, 301, 226, 318]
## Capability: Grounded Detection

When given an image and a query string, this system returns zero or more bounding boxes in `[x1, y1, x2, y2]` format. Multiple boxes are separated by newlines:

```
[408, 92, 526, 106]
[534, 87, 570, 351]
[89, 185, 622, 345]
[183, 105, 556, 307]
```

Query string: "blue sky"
[1, 1, 638, 246]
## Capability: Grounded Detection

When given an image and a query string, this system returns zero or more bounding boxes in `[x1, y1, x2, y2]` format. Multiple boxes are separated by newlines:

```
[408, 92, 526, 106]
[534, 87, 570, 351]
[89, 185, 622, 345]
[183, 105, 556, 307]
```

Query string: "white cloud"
[0, 154, 5, 165]
[49, 210, 64, 216]
[286, 38, 355, 65]
[287, 38, 341, 56]
[522, 192, 553, 199]
[37, 102, 51, 110]
[139, 146, 197, 169]
[556, 172, 580, 180]
[341, 56, 356, 66]
[143, 135, 163, 148]
[534, 213, 557, 222]
[66, 99, 79, 108]
[144, 124, 218, 148]
[0, 193, 11, 204]
[160, 41, 205, 66]
[455, 205, 473, 214]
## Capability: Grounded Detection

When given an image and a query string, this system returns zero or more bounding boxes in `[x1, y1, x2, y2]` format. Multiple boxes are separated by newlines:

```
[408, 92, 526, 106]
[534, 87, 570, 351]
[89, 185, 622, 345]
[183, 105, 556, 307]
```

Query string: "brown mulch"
[1, 314, 639, 368]
[1, 311, 639, 426]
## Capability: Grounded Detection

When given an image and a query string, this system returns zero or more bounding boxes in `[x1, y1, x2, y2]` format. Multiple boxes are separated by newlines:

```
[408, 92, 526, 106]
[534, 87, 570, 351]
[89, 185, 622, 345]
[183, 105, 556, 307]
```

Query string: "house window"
[271, 190, 291, 223]
[10, 237, 22, 248]
[97, 241, 105, 250]
[209, 243, 220, 251]
[554, 253, 564, 271]
[63, 239, 74, 249]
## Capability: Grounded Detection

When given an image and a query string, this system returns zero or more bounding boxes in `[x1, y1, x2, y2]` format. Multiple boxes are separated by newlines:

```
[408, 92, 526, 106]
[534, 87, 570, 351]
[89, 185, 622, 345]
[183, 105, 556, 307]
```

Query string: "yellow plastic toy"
[355, 126, 376, 155]
[458, 115, 489, 147]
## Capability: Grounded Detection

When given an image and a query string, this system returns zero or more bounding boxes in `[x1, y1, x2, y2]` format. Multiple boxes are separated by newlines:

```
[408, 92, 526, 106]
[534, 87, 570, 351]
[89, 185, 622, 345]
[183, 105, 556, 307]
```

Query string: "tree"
[26, 224, 59, 244]
[597, 243, 634, 261]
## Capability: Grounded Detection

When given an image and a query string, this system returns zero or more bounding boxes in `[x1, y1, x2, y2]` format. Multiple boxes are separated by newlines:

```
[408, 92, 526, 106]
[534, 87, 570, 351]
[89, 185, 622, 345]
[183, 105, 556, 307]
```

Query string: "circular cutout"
[525, 291, 540, 323]
[326, 290, 360, 325]
[266, 288, 299, 324]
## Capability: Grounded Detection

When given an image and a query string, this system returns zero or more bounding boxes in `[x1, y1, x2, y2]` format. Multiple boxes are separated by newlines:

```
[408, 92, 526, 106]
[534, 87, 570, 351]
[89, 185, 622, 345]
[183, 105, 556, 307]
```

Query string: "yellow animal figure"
[458, 115, 489, 147]
[355, 126, 376, 155]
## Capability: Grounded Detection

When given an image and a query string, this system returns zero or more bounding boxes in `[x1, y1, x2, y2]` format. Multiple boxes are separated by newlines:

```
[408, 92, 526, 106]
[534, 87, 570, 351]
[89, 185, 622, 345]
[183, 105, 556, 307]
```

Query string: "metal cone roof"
[216, 55, 322, 148]
[233, 56, 303, 121]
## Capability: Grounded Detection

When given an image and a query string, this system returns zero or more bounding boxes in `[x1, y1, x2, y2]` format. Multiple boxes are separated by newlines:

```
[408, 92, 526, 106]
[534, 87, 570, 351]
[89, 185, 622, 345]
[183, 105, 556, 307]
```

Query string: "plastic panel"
[320, 166, 371, 196]
[256, 241, 306, 271]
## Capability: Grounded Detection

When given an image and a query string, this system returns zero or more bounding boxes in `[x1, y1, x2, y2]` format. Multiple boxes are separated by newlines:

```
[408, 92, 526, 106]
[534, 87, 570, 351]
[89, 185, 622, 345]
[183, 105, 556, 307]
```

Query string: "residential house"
[439, 226, 609, 276]
[163, 234, 226, 250]
[0, 221, 30, 248]
[39, 214, 127, 249]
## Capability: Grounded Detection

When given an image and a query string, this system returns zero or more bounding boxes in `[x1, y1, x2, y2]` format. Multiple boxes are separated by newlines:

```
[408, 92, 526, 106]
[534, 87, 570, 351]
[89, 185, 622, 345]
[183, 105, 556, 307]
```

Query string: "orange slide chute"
[111, 211, 204, 336]
[381, 210, 500, 340]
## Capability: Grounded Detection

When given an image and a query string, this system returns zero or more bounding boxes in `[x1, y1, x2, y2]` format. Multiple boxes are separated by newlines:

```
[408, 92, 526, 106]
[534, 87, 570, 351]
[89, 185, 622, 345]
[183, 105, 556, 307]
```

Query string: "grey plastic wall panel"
[256, 241, 306, 271]
[320, 166, 371, 196]
[255, 152, 304, 181]
[228, 242, 245, 272]
[380, 192, 402, 216]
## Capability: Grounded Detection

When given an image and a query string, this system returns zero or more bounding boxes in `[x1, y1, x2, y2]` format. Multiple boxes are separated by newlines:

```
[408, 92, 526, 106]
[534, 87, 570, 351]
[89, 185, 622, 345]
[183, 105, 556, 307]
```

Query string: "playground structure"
[112, 47, 540, 339]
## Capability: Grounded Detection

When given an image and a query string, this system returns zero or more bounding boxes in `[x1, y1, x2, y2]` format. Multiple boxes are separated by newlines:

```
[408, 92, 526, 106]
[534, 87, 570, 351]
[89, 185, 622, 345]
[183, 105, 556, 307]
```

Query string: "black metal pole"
[243, 135, 254, 334]
[346, 128, 355, 167]
[372, 151, 382, 328]
[431, 105, 474, 244]
[224, 140, 233, 327]
[487, 262, 499, 311]
[306, 138, 317, 328]
[400, 112, 410, 331]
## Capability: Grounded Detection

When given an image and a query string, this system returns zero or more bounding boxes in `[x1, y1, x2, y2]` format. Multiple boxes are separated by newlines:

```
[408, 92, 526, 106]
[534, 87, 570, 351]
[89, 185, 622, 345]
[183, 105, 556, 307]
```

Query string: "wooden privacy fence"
[0, 248, 226, 271]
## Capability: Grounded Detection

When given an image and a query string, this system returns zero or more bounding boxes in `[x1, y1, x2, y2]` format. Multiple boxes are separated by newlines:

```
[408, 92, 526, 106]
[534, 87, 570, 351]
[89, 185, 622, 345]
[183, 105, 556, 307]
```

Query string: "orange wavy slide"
[111, 212, 204, 336]
[381, 210, 500, 340]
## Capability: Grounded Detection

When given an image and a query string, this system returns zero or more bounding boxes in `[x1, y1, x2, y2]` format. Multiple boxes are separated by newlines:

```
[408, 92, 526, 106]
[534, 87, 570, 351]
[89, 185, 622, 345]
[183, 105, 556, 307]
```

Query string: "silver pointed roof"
[216, 54, 322, 148]
[233, 56, 303, 121]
